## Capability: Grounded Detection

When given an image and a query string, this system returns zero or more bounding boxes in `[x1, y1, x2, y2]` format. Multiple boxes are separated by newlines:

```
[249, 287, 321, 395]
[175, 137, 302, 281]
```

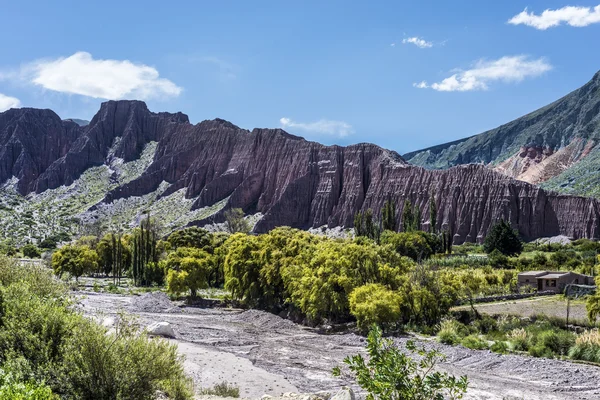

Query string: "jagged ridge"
[1, 100, 599, 243]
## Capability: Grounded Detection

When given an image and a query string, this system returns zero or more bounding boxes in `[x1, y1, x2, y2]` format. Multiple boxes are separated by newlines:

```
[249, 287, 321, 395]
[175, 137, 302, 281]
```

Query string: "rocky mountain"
[404, 70, 600, 197]
[0, 100, 599, 244]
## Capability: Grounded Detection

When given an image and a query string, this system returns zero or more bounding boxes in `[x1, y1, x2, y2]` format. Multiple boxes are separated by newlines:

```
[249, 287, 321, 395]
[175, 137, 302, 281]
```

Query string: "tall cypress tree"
[402, 200, 414, 232]
[413, 206, 422, 232]
[354, 211, 364, 237]
[382, 199, 397, 232]
[429, 192, 437, 234]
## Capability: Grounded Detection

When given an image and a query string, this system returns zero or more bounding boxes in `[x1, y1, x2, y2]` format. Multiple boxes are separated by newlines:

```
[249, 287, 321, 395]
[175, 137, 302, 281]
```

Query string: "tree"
[354, 211, 365, 237]
[353, 209, 380, 241]
[483, 220, 523, 256]
[380, 231, 439, 261]
[22, 243, 41, 258]
[349, 284, 402, 331]
[167, 227, 213, 251]
[131, 213, 160, 286]
[164, 247, 213, 298]
[587, 276, 600, 323]
[381, 199, 397, 232]
[364, 209, 380, 242]
[413, 206, 422, 232]
[429, 192, 437, 234]
[402, 200, 414, 232]
[52, 244, 99, 281]
[224, 208, 250, 234]
[333, 326, 468, 400]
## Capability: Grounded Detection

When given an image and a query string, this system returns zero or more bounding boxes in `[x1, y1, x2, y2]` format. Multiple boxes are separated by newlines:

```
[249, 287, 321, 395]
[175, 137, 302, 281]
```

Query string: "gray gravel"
[77, 291, 600, 400]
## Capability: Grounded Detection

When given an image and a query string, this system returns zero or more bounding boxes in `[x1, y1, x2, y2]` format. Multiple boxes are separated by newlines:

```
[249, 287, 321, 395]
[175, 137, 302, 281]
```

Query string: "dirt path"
[77, 292, 600, 400]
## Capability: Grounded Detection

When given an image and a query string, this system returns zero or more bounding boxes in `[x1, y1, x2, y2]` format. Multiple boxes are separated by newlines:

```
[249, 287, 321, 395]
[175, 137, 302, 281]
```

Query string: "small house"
[518, 271, 594, 294]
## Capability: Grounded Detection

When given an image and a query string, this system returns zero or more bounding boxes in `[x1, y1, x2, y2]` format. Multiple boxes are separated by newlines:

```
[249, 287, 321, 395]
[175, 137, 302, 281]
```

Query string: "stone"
[330, 387, 355, 400]
[147, 322, 176, 338]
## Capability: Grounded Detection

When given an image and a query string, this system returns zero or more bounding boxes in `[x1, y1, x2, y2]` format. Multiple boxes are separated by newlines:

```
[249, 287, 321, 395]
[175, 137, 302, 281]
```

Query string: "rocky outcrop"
[1, 100, 600, 243]
[404, 70, 600, 195]
[0, 108, 80, 194]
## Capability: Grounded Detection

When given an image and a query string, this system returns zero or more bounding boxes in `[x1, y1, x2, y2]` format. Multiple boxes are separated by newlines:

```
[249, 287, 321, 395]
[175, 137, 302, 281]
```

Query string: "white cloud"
[0, 94, 21, 111]
[23, 51, 182, 100]
[415, 55, 552, 92]
[509, 5, 600, 29]
[279, 117, 353, 138]
[402, 37, 433, 48]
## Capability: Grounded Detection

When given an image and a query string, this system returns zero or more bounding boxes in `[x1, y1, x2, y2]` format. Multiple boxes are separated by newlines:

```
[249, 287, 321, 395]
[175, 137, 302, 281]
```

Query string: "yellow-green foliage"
[164, 247, 213, 298]
[51, 244, 99, 281]
[0, 256, 192, 399]
[349, 283, 402, 330]
[221, 227, 460, 326]
[586, 276, 600, 323]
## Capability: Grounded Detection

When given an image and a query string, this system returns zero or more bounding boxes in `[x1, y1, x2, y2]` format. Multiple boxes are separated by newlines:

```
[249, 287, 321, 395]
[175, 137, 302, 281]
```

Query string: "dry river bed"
[77, 291, 600, 400]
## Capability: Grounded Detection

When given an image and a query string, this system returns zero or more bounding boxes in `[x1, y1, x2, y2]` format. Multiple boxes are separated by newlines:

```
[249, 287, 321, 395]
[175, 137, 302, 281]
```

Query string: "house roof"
[519, 271, 549, 276]
[538, 273, 566, 279]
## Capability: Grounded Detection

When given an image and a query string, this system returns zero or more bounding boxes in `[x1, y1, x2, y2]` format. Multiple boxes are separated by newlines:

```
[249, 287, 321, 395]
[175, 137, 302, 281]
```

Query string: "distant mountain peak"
[404, 69, 600, 197]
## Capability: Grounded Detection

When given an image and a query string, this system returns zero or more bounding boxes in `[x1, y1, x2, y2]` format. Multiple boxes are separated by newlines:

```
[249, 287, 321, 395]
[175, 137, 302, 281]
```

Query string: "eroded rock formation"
[1, 100, 599, 243]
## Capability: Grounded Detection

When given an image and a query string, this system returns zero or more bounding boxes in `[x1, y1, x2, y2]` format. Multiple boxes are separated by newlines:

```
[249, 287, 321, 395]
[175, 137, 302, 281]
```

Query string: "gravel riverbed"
[77, 291, 600, 400]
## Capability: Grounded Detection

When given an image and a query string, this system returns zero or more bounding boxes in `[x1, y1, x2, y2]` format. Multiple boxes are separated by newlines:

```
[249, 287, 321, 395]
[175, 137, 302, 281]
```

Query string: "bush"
[63, 318, 192, 400]
[490, 341, 509, 354]
[0, 256, 193, 400]
[348, 284, 402, 331]
[380, 231, 438, 261]
[39, 237, 58, 250]
[536, 329, 575, 357]
[21, 243, 41, 258]
[437, 319, 470, 345]
[508, 328, 528, 351]
[460, 335, 488, 350]
[568, 330, 600, 363]
[200, 382, 240, 398]
[333, 326, 468, 399]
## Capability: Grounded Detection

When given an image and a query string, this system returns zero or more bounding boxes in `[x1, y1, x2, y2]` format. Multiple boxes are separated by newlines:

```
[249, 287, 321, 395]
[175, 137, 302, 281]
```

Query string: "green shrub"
[568, 330, 600, 363]
[21, 243, 41, 258]
[438, 330, 460, 345]
[537, 329, 575, 356]
[508, 328, 528, 352]
[437, 319, 470, 345]
[200, 382, 240, 398]
[460, 335, 488, 350]
[333, 326, 468, 399]
[490, 341, 509, 354]
[63, 318, 193, 400]
[0, 256, 193, 400]
[348, 284, 402, 331]
[473, 315, 498, 334]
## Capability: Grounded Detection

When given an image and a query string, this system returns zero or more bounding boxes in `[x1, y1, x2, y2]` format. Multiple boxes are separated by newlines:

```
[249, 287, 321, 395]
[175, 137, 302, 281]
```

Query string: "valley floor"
[77, 291, 600, 400]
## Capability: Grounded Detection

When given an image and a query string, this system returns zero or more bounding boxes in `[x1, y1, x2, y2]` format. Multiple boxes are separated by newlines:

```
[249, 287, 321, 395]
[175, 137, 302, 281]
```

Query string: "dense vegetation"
[4, 203, 599, 373]
[0, 257, 193, 399]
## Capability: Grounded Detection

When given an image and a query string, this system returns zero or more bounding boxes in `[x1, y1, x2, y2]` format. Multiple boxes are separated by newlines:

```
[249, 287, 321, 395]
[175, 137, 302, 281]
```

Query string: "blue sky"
[1, 0, 599, 154]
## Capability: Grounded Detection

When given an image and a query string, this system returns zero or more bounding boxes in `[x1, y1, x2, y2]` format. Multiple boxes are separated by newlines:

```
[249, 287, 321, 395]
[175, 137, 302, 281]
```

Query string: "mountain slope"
[1, 100, 599, 245]
[404, 71, 600, 196]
